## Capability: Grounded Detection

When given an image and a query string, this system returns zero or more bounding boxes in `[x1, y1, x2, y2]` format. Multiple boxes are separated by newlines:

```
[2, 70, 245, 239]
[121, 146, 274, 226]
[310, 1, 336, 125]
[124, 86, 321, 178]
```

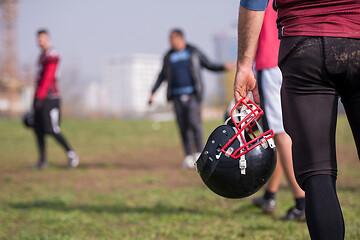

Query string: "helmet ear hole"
[216, 144, 222, 152]
[215, 144, 222, 159]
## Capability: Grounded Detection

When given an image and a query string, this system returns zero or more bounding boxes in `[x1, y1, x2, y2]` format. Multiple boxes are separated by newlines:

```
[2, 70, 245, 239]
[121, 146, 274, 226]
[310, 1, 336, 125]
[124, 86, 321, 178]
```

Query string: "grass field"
[0, 116, 359, 240]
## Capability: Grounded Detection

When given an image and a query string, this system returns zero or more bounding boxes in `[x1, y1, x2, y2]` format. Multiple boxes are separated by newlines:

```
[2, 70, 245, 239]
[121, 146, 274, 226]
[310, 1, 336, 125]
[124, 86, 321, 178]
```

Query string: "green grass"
[0, 116, 359, 239]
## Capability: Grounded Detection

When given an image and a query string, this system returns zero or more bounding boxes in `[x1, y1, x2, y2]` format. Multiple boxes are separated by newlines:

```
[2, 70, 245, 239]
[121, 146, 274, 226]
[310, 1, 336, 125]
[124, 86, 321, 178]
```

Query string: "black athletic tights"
[279, 37, 360, 239]
[35, 130, 71, 162]
[304, 175, 344, 240]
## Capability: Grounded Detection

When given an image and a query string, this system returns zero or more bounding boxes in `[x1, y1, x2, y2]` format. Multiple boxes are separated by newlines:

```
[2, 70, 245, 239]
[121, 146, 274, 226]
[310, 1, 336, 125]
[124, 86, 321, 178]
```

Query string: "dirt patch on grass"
[69, 146, 204, 192]
[2, 145, 359, 195]
[1, 146, 204, 194]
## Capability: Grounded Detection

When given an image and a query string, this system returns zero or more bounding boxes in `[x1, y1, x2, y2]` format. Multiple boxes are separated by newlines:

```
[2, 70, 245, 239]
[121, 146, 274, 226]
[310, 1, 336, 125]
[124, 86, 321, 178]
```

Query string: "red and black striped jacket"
[35, 48, 60, 100]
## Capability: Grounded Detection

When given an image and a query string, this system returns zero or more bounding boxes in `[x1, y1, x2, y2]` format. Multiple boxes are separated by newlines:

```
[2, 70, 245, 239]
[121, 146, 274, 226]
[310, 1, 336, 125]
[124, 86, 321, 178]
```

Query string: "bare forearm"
[234, 6, 265, 103]
[237, 5, 265, 68]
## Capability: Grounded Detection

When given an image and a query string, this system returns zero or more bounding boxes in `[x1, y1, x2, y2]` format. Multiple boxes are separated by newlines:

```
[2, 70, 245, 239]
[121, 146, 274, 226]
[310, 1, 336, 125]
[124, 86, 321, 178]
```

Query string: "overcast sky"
[18, 0, 239, 82]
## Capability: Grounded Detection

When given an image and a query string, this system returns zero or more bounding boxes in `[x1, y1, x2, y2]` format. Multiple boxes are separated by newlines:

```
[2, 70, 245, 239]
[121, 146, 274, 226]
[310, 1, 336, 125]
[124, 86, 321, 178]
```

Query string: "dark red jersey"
[35, 48, 60, 99]
[276, 0, 360, 38]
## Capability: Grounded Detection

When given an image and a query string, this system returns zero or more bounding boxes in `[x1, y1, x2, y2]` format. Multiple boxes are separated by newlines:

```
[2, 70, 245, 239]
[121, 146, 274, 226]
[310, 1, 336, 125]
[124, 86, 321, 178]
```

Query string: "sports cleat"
[193, 152, 201, 162]
[252, 196, 276, 214]
[30, 161, 48, 170]
[182, 155, 195, 169]
[67, 151, 79, 168]
[280, 207, 305, 221]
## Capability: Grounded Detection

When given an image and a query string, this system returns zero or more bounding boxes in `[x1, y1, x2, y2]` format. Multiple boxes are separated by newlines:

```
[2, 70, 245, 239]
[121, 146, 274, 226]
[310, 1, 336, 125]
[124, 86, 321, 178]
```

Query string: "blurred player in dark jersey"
[149, 29, 234, 169]
[32, 29, 78, 169]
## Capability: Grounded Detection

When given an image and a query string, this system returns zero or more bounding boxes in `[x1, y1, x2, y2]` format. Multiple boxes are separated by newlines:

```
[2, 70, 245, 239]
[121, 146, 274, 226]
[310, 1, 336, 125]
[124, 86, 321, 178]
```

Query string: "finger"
[252, 87, 260, 104]
[244, 92, 252, 103]
[234, 89, 242, 102]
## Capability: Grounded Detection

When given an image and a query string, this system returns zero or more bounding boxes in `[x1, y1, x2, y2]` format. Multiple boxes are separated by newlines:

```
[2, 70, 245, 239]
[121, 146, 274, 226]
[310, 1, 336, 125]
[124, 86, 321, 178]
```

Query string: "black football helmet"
[195, 98, 276, 199]
[22, 111, 34, 128]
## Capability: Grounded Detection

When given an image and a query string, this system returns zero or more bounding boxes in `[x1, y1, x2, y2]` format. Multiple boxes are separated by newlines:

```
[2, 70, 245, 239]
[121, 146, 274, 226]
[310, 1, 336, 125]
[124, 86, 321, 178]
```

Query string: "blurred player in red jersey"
[32, 29, 79, 169]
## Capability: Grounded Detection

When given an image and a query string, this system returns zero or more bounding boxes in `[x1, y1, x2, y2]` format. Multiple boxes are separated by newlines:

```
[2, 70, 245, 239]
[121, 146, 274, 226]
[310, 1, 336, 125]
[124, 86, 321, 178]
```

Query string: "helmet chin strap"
[223, 100, 276, 175]
[239, 104, 255, 175]
[225, 104, 257, 175]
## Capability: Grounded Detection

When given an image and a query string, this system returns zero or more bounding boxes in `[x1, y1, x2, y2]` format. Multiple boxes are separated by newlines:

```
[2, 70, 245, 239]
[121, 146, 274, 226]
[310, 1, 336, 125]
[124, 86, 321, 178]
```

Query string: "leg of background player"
[52, 133, 71, 152]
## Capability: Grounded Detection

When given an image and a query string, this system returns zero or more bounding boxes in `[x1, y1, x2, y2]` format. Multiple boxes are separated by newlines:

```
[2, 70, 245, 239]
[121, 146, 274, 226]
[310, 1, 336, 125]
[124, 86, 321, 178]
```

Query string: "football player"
[32, 29, 79, 169]
[235, 0, 360, 239]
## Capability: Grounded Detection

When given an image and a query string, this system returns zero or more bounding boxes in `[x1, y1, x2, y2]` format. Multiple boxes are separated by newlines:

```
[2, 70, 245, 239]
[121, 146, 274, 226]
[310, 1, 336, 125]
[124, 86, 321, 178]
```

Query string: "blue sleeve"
[240, 0, 269, 11]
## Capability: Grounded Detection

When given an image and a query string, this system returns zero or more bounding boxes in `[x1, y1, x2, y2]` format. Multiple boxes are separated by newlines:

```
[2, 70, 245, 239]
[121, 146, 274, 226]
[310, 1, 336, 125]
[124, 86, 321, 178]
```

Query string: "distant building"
[101, 54, 167, 117]
[213, 26, 237, 105]
[214, 27, 237, 63]
[83, 81, 107, 117]
[0, 66, 35, 116]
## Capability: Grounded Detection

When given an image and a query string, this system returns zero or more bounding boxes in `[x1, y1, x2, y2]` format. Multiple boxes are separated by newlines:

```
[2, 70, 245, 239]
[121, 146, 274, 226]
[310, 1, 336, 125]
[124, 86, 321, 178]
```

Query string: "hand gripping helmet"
[195, 98, 276, 198]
